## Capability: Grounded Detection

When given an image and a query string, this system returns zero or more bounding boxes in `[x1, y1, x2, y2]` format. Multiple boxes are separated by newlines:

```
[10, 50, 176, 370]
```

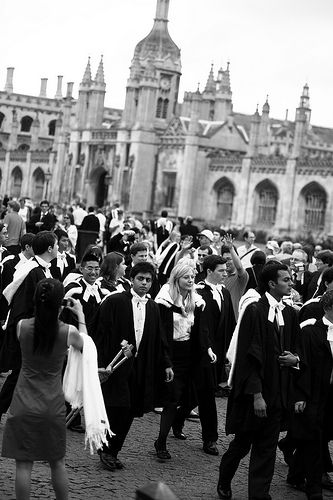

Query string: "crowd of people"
[0, 196, 332, 500]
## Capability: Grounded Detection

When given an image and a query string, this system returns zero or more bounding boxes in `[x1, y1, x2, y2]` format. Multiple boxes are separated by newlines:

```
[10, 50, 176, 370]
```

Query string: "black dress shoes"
[172, 427, 187, 440]
[217, 482, 232, 499]
[203, 441, 219, 456]
[154, 439, 171, 460]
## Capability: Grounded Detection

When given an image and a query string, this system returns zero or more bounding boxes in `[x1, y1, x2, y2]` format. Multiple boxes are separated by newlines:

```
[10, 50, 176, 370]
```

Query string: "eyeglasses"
[84, 267, 100, 273]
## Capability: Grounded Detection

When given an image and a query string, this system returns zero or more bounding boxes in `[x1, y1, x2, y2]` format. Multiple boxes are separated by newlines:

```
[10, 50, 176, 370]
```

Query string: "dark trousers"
[104, 406, 134, 456]
[288, 432, 323, 497]
[219, 410, 281, 499]
[0, 368, 20, 415]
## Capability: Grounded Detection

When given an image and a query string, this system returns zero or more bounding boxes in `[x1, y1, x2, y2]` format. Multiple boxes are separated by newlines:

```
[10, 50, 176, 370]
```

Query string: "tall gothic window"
[20, 116, 33, 132]
[303, 186, 326, 231]
[11, 166, 23, 198]
[0, 112, 4, 129]
[156, 98, 163, 118]
[255, 180, 278, 227]
[32, 168, 45, 203]
[163, 172, 176, 207]
[215, 178, 234, 224]
[48, 119, 56, 136]
[162, 99, 169, 119]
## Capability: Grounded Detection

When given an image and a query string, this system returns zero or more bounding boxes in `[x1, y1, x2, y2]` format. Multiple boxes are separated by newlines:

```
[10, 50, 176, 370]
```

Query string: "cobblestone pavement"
[0, 391, 332, 500]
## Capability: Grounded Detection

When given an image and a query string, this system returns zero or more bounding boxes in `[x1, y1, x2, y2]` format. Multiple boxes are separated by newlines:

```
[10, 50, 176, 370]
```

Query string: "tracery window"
[304, 189, 326, 230]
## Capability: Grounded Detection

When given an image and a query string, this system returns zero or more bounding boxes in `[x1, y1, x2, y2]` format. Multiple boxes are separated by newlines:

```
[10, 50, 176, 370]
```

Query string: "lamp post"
[44, 168, 52, 201]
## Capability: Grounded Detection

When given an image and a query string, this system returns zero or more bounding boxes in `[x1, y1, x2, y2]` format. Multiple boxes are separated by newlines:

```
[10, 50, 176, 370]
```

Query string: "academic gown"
[196, 282, 236, 384]
[50, 253, 76, 282]
[291, 319, 333, 441]
[225, 294, 305, 435]
[298, 297, 324, 323]
[92, 291, 171, 417]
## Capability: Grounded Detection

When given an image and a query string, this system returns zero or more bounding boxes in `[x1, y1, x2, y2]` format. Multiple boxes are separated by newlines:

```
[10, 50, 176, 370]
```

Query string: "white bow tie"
[268, 302, 285, 327]
[132, 296, 148, 307]
[83, 283, 101, 303]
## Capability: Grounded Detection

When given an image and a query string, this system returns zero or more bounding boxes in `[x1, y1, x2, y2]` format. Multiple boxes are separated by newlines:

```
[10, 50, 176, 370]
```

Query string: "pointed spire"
[252, 104, 260, 122]
[81, 57, 92, 84]
[95, 55, 105, 84]
[262, 95, 270, 114]
[299, 83, 310, 109]
[204, 63, 215, 93]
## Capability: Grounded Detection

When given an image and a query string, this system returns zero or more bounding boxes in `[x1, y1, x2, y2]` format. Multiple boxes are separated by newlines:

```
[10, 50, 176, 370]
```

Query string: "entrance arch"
[32, 168, 45, 203]
[213, 177, 235, 225]
[11, 166, 23, 198]
[87, 167, 108, 207]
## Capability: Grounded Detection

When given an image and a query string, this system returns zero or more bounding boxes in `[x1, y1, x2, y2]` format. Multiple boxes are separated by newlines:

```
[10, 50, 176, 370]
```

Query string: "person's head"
[8, 200, 20, 212]
[203, 255, 228, 285]
[293, 242, 303, 251]
[265, 240, 280, 256]
[169, 231, 181, 244]
[185, 215, 193, 225]
[0, 222, 8, 246]
[20, 233, 35, 257]
[40, 200, 49, 214]
[322, 268, 333, 292]
[260, 262, 292, 300]
[83, 244, 104, 265]
[197, 244, 213, 265]
[243, 230, 256, 247]
[161, 210, 168, 218]
[315, 250, 333, 272]
[289, 249, 308, 271]
[130, 242, 149, 264]
[168, 259, 196, 308]
[280, 241, 293, 255]
[19, 198, 25, 208]
[32, 231, 57, 260]
[88, 206, 95, 214]
[130, 262, 155, 297]
[250, 250, 266, 266]
[314, 244, 323, 257]
[100, 252, 126, 282]
[198, 229, 214, 247]
[320, 290, 333, 321]
[221, 245, 238, 275]
[212, 230, 222, 243]
[33, 278, 65, 354]
[80, 253, 100, 284]
[63, 212, 74, 226]
[54, 229, 69, 253]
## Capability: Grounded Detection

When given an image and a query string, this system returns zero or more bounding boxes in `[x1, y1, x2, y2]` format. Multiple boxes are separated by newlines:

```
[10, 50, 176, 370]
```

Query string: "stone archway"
[87, 166, 107, 207]
[10, 166, 23, 198]
[32, 167, 45, 203]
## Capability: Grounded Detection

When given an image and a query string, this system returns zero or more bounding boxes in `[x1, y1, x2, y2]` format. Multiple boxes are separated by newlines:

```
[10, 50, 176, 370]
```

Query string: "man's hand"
[278, 351, 299, 367]
[295, 401, 306, 413]
[208, 347, 217, 364]
[253, 393, 267, 418]
[165, 367, 174, 383]
[223, 233, 234, 249]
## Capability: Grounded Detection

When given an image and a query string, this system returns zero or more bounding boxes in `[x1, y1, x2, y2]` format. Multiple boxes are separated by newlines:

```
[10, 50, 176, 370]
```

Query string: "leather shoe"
[217, 482, 232, 499]
[172, 428, 187, 440]
[321, 472, 333, 490]
[154, 439, 171, 460]
[68, 424, 85, 434]
[98, 451, 117, 471]
[203, 441, 219, 456]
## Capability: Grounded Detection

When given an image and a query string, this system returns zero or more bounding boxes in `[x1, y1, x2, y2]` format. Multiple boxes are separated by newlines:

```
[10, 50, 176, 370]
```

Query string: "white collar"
[34, 255, 51, 268]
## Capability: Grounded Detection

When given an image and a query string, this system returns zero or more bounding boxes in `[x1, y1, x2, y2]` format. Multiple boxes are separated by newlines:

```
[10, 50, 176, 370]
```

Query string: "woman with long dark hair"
[96, 251, 129, 296]
[1, 278, 84, 500]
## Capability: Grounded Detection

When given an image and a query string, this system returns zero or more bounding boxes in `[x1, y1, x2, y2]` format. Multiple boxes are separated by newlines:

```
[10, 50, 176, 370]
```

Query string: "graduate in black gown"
[92, 261, 173, 471]
[50, 229, 76, 282]
[217, 262, 304, 500]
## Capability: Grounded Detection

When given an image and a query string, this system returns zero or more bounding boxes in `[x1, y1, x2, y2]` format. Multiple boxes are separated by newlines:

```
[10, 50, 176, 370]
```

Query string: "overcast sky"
[2, 0, 332, 127]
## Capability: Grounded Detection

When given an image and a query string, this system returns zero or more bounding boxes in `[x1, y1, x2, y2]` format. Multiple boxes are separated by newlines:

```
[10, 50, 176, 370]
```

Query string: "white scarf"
[265, 292, 285, 327]
[63, 332, 113, 454]
[57, 252, 68, 275]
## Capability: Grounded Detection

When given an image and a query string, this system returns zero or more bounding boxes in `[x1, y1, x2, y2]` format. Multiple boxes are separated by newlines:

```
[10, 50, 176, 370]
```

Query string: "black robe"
[291, 319, 333, 441]
[225, 294, 305, 435]
[92, 291, 171, 417]
[50, 252, 76, 282]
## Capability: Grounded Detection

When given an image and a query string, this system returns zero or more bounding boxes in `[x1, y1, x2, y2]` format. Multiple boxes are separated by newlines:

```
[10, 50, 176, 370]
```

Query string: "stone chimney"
[4, 67, 14, 93]
[39, 78, 48, 97]
[55, 75, 63, 99]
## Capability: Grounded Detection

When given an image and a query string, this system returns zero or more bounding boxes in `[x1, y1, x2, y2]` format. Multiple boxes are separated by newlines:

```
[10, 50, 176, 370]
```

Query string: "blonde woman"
[154, 259, 216, 459]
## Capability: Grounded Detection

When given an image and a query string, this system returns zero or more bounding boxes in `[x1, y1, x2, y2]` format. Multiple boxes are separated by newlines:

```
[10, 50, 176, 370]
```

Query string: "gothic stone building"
[0, 0, 333, 238]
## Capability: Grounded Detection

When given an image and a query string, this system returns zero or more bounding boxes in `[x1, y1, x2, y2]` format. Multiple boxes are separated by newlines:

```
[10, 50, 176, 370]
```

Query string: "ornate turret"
[204, 64, 216, 94]
[293, 83, 311, 158]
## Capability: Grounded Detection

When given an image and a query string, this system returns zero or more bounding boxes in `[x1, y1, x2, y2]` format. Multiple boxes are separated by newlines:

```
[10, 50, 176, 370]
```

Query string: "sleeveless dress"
[1, 319, 69, 461]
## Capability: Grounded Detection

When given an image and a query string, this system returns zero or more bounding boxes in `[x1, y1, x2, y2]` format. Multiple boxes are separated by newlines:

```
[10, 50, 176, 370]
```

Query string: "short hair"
[161, 210, 168, 218]
[40, 200, 49, 207]
[130, 242, 148, 256]
[81, 252, 100, 266]
[198, 244, 213, 255]
[317, 250, 333, 267]
[130, 261, 155, 280]
[292, 249, 308, 262]
[8, 200, 20, 212]
[320, 289, 333, 311]
[54, 229, 68, 241]
[322, 267, 333, 286]
[250, 250, 266, 266]
[221, 245, 238, 256]
[32, 231, 56, 256]
[20, 232, 35, 250]
[202, 255, 227, 273]
[259, 262, 289, 292]
[88, 206, 95, 213]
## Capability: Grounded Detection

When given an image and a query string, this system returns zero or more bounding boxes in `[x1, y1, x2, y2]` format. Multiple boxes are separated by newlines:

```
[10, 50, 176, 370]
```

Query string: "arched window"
[300, 183, 326, 231]
[156, 97, 163, 118]
[254, 180, 278, 227]
[48, 119, 56, 136]
[214, 178, 234, 224]
[32, 168, 45, 203]
[11, 166, 23, 198]
[162, 99, 169, 119]
[20, 116, 33, 132]
[0, 112, 5, 129]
